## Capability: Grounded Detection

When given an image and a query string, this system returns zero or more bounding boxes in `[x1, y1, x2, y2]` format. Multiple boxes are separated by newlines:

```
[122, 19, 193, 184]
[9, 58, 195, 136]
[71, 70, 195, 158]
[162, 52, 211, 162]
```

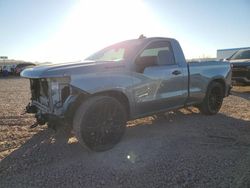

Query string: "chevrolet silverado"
[21, 37, 232, 151]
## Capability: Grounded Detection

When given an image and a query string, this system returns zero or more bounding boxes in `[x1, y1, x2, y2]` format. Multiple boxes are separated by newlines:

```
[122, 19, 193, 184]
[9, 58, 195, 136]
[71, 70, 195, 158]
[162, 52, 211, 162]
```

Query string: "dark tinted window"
[231, 50, 250, 60]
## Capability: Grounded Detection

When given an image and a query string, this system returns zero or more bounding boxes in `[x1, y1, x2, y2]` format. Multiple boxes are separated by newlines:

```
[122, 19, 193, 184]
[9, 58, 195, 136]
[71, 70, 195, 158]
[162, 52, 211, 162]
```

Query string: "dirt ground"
[0, 78, 249, 188]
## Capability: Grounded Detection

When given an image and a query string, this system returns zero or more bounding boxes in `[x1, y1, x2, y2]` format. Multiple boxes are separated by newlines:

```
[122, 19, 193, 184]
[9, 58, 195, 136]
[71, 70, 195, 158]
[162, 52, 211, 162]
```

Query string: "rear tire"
[198, 82, 224, 115]
[73, 96, 127, 152]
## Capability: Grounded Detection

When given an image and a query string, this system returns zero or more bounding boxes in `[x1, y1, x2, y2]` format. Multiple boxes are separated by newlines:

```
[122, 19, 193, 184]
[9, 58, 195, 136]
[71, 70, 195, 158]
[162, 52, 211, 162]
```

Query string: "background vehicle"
[15, 63, 35, 75]
[227, 49, 250, 85]
[217, 47, 250, 60]
[21, 37, 232, 151]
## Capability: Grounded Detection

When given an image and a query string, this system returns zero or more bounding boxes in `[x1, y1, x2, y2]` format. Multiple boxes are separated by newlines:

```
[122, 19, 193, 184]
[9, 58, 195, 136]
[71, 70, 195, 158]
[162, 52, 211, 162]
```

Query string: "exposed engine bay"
[26, 77, 71, 126]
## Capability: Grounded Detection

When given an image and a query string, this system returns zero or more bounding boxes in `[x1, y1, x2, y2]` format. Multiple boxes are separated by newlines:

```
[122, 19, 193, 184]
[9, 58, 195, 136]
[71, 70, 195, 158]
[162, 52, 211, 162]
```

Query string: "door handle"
[172, 70, 181, 75]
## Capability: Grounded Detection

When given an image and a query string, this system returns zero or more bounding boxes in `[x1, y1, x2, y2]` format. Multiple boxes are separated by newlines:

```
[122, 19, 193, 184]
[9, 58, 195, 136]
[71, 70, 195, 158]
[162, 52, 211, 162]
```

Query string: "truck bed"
[187, 61, 231, 104]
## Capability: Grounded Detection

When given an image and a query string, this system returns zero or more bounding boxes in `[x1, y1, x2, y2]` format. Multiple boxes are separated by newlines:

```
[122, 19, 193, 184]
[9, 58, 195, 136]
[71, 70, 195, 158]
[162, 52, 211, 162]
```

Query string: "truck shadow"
[1, 110, 250, 159]
[1, 110, 250, 187]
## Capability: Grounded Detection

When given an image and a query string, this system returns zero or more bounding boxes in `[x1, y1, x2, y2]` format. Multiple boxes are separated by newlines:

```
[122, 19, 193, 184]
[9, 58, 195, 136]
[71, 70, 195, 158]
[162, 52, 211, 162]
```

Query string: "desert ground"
[0, 78, 249, 188]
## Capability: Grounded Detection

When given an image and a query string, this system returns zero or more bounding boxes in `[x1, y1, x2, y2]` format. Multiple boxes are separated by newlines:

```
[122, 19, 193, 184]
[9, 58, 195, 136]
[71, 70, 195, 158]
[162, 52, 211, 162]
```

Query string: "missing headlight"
[49, 77, 70, 108]
[61, 86, 70, 103]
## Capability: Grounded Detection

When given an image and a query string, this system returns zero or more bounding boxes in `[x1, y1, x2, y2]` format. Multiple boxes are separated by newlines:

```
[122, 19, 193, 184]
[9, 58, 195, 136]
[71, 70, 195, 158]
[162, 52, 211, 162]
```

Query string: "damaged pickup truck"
[21, 37, 232, 151]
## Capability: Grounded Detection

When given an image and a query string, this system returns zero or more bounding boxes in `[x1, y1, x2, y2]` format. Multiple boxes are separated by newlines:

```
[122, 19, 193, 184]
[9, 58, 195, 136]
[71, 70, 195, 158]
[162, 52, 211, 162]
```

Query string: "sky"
[0, 0, 249, 63]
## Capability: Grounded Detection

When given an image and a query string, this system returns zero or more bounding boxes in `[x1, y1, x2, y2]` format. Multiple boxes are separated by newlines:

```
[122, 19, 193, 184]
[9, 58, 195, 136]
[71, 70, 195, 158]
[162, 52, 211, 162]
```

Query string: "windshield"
[85, 40, 143, 61]
[230, 49, 250, 60]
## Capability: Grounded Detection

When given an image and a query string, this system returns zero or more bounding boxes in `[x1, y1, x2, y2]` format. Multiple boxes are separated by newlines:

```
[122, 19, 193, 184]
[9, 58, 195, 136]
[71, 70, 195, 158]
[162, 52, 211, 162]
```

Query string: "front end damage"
[25, 77, 81, 128]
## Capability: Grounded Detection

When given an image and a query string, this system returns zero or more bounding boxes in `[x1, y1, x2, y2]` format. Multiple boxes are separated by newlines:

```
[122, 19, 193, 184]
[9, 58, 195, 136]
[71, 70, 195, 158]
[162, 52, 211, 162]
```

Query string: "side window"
[135, 41, 176, 73]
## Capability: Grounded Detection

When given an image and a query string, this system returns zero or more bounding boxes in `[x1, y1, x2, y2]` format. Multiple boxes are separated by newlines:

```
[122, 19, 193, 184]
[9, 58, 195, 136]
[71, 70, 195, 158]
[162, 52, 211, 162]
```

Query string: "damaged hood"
[21, 60, 126, 78]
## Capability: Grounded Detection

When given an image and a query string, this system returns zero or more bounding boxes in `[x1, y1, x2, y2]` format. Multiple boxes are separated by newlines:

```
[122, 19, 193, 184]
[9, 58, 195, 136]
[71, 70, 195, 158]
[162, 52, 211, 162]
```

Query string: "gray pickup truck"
[21, 37, 232, 151]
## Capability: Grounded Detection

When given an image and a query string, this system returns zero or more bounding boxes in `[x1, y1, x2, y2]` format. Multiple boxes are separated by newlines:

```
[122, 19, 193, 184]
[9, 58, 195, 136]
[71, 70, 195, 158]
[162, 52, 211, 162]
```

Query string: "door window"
[135, 41, 176, 73]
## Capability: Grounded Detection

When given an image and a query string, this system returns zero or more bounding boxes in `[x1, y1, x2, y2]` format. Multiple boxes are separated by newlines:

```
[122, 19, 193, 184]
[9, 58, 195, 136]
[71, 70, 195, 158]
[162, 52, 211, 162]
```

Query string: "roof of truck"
[132, 36, 176, 42]
[115, 37, 177, 47]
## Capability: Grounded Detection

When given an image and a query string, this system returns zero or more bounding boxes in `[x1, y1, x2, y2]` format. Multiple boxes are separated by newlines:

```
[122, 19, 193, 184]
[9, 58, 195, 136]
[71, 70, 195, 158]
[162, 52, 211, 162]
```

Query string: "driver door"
[133, 40, 187, 116]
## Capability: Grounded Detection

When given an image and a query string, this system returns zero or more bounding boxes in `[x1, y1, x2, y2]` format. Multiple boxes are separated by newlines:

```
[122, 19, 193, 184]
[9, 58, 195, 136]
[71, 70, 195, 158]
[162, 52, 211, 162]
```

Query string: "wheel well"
[209, 79, 226, 95]
[65, 93, 89, 122]
[66, 90, 130, 121]
[93, 91, 130, 118]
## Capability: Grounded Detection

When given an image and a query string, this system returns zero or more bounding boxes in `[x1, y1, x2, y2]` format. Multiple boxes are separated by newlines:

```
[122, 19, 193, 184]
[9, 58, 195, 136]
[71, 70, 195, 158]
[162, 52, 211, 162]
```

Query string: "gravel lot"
[0, 78, 249, 188]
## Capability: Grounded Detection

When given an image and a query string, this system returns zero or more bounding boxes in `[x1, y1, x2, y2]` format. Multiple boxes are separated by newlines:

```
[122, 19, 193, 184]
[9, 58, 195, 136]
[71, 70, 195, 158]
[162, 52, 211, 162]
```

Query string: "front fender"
[69, 71, 136, 116]
[70, 72, 133, 93]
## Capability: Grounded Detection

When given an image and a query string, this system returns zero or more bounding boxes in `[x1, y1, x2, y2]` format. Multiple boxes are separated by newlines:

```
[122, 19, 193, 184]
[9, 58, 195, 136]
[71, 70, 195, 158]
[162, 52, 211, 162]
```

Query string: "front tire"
[73, 96, 127, 152]
[198, 82, 224, 115]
